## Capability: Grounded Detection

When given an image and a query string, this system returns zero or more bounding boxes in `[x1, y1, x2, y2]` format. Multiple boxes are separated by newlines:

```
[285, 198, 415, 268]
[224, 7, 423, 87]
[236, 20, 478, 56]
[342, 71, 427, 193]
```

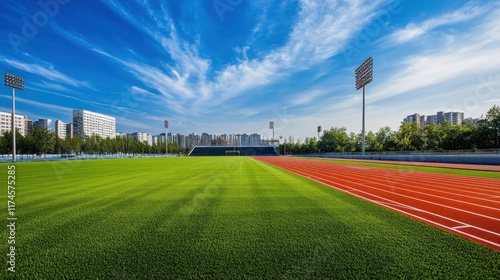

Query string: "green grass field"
[2, 157, 500, 279]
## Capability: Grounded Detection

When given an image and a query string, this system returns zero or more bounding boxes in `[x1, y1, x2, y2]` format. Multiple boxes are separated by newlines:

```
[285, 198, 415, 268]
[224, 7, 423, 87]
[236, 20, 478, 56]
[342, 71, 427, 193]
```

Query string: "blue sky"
[1, 0, 499, 141]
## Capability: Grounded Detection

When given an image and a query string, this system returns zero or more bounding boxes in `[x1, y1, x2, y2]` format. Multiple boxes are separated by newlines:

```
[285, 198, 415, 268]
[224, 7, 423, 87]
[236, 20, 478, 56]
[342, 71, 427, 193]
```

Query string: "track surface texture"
[254, 156, 500, 251]
[315, 157, 500, 172]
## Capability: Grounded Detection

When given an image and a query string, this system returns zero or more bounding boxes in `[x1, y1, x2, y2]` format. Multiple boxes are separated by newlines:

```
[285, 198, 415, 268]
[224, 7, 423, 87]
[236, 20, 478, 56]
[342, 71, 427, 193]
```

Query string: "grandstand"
[188, 146, 279, 156]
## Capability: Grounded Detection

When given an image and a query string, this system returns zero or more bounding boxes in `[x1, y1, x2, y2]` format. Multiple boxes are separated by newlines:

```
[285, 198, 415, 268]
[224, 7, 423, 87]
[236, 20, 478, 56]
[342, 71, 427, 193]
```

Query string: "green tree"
[373, 126, 393, 151]
[347, 132, 360, 152]
[31, 127, 55, 155]
[0, 131, 13, 154]
[306, 137, 319, 153]
[72, 135, 83, 156]
[365, 131, 376, 152]
[319, 127, 349, 152]
[422, 124, 441, 151]
[394, 122, 421, 151]
[484, 105, 500, 148]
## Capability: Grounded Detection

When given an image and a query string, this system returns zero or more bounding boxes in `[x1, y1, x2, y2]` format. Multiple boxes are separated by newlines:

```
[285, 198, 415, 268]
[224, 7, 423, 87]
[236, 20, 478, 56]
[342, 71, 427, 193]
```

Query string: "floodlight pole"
[269, 121, 275, 146]
[362, 85, 365, 155]
[164, 120, 169, 155]
[12, 87, 16, 162]
[4, 73, 24, 162]
[355, 57, 372, 156]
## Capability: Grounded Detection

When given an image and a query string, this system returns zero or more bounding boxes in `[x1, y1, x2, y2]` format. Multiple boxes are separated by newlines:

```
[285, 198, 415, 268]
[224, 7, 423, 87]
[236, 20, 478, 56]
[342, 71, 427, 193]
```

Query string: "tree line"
[278, 105, 500, 154]
[0, 129, 188, 156]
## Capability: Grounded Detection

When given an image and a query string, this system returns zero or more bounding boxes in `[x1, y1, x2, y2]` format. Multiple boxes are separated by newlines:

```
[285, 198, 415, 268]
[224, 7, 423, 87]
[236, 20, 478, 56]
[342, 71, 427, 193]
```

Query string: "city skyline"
[1, 1, 499, 141]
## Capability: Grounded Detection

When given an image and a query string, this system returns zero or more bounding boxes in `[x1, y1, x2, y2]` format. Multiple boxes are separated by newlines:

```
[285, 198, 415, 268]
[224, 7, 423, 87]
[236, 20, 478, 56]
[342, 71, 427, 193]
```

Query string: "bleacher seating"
[188, 146, 279, 156]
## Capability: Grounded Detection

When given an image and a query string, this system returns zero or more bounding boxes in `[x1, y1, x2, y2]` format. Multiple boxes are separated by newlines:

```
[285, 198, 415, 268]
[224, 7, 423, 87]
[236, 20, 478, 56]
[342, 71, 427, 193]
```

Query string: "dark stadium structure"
[188, 146, 279, 156]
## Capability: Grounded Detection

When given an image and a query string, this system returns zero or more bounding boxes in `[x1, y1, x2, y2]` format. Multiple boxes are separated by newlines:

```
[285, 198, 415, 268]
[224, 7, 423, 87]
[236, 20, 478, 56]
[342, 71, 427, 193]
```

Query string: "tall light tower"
[317, 125, 321, 140]
[4, 73, 24, 162]
[164, 120, 168, 155]
[355, 57, 373, 155]
[269, 121, 274, 146]
[279, 136, 283, 155]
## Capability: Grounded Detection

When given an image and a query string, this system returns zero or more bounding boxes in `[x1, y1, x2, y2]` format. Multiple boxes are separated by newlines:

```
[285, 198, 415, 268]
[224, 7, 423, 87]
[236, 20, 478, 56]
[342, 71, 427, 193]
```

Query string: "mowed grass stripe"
[1, 157, 499, 279]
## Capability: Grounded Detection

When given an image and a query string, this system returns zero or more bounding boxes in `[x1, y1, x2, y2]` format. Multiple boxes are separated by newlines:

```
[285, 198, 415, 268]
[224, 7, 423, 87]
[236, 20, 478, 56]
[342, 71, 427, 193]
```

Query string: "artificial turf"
[1, 157, 499, 279]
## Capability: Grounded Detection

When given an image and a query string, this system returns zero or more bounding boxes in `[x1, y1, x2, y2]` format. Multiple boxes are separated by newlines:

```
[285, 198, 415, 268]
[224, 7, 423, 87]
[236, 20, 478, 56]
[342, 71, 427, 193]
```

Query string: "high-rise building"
[201, 133, 212, 145]
[444, 112, 464, 125]
[0, 112, 27, 136]
[419, 115, 427, 129]
[426, 115, 438, 125]
[26, 120, 34, 134]
[34, 118, 52, 130]
[437, 111, 444, 125]
[187, 133, 200, 147]
[66, 123, 73, 139]
[73, 110, 116, 139]
[55, 120, 66, 139]
[240, 133, 250, 146]
[129, 132, 152, 145]
[403, 113, 420, 126]
[249, 133, 262, 146]
[175, 133, 187, 148]
[404, 111, 464, 127]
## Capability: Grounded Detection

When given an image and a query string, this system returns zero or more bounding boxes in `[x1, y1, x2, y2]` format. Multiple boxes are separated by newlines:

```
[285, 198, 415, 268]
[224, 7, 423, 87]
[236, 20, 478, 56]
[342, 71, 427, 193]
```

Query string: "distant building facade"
[34, 118, 52, 130]
[404, 111, 465, 126]
[129, 132, 152, 145]
[73, 110, 116, 139]
[0, 112, 27, 136]
[56, 120, 66, 139]
[66, 123, 73, 139]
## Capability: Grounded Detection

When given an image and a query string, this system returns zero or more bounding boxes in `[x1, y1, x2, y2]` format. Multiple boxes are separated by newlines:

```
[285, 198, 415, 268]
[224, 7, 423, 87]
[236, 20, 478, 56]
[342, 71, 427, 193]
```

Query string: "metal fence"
[0, 153, 179, 163]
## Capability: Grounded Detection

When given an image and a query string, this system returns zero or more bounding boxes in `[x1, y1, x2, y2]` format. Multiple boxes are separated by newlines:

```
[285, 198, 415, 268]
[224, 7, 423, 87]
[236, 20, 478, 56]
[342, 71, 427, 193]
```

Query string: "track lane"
[254, 156, 500, 251]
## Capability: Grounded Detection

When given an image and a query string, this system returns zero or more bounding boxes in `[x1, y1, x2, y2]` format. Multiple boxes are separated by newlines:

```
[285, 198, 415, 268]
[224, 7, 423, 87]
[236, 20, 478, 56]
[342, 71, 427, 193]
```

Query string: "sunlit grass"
[1, 157, 499, 279]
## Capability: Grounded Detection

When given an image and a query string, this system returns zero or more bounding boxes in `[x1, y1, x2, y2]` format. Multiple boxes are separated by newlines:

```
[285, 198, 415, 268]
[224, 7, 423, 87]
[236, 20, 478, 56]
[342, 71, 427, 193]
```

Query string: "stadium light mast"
[164, 120, 168, 155]
[4, 73, 24, 162]
[280, 136, 283, 155]
[355, 57, 373, 155]
[269, 121, 274, 146]
[317, 125, 321, 140]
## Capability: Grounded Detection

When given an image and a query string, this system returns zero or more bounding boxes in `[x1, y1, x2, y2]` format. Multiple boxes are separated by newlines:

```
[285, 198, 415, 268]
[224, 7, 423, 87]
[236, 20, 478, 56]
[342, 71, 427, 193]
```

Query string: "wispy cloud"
[388, 2, 491, 44]
[0, 55, 92, 89]
[58, 0, 389, 117]
[0, 95, 73, 114]
[373, 8, 500, 103]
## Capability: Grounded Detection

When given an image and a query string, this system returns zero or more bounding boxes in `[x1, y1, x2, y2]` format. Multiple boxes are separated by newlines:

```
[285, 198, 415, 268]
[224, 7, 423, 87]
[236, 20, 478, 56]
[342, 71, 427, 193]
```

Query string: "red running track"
[254, 156, 500, 251]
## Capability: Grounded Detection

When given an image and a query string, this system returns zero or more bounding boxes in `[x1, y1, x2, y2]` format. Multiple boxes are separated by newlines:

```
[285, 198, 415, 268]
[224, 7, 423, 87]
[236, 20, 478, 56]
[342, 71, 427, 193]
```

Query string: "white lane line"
[259, 160, 500, 250]
[452, 225, 472, 229]
[302, 167, 500, 221]
[293, 168, 500, 239]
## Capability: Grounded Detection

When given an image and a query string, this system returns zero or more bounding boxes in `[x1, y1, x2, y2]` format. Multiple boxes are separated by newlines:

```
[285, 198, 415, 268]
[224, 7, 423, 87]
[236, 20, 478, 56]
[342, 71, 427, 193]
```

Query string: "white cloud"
[71, 0, 390, 116]
[0, 95, 73, 114]
[0, 55, 92, 89]
[388, 2, 491, 44]
[372, 9, 500, 104]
